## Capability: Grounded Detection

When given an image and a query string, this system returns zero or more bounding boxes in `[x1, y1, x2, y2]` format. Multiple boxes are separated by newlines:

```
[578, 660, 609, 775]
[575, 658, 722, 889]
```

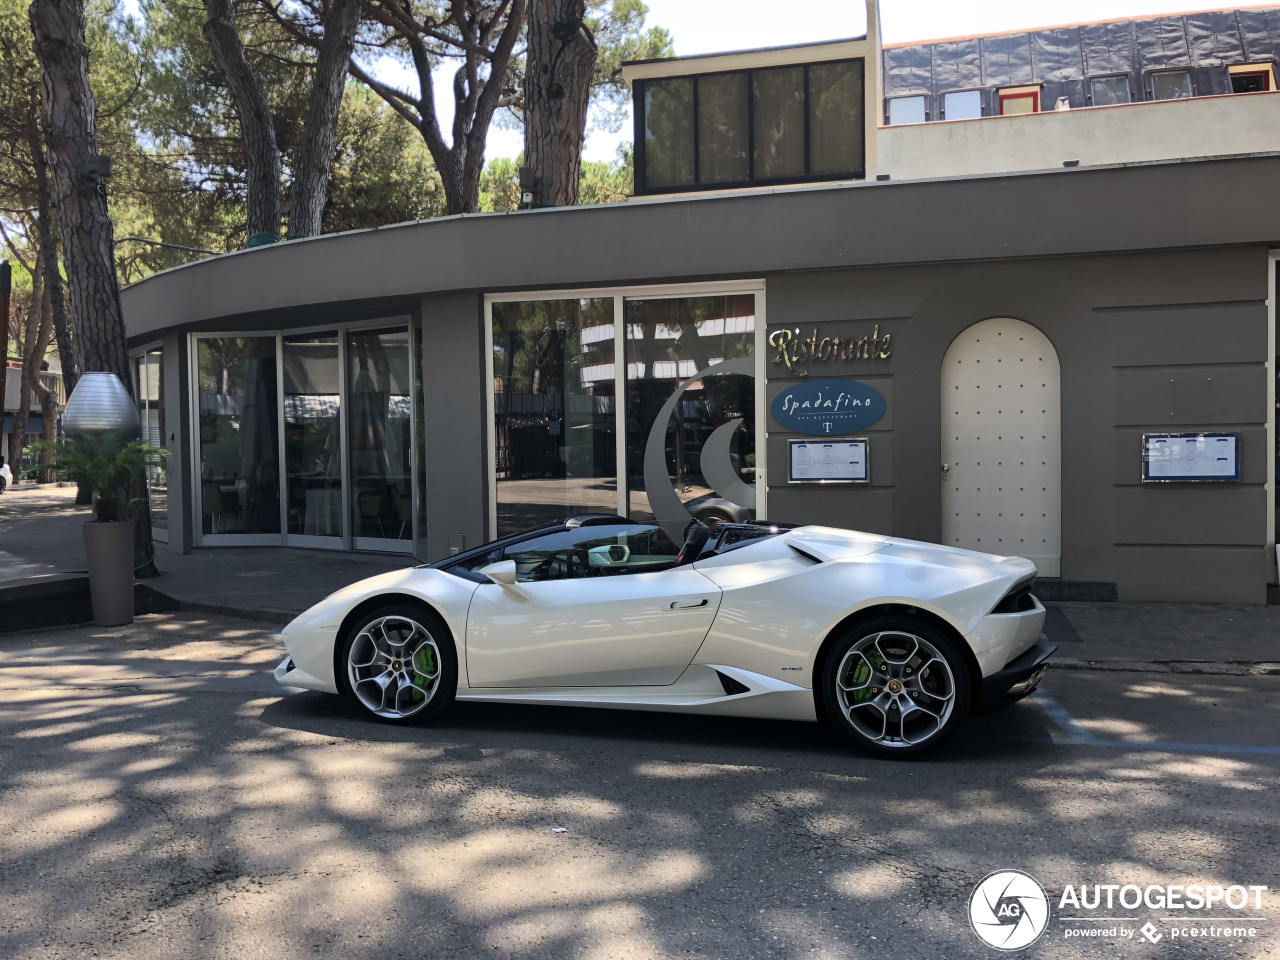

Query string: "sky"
[443, 0, 1280, 163]
[121, 0, 1277, 165]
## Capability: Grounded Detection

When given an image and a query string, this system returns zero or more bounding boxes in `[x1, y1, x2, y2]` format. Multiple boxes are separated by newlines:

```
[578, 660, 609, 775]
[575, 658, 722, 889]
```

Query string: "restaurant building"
[122, 2, 1280, 603]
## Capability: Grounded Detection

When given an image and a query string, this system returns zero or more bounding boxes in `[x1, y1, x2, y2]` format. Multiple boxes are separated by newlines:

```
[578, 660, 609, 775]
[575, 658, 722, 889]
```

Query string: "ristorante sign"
[769, 324, 892, 376]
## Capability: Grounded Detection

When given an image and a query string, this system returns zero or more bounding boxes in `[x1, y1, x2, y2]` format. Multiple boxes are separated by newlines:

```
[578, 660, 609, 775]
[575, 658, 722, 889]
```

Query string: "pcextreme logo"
[967, 870, 1270, 950]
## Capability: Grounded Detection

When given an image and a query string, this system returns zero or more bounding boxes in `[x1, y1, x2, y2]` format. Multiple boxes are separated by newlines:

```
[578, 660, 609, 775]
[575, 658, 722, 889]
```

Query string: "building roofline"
[622, 34, 869, 70]
[882, 2, 1280, 50]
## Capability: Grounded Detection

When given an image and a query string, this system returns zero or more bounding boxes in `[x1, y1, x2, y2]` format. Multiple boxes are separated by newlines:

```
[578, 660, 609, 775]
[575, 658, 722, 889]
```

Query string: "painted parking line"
[1028, 691, 1280, 757]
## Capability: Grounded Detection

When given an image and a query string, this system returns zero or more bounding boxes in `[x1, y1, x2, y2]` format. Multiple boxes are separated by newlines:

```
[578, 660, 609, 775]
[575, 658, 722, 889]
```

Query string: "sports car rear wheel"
[340, 604, 457, 723]
[822, 617, 970, 757]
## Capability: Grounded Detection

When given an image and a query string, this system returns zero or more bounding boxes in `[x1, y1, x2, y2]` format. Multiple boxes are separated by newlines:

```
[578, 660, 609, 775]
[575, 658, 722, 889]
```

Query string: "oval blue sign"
[771, 379, 885, 436]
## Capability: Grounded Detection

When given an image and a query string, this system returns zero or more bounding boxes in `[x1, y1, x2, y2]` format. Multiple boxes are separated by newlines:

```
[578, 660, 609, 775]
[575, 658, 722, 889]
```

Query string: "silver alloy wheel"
[835, 630, 957, 748]
[347, 615, 441, 719]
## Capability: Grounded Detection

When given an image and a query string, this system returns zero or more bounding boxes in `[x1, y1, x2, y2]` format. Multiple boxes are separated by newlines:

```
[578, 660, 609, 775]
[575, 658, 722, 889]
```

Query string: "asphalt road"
[0, 613, 1277, 960]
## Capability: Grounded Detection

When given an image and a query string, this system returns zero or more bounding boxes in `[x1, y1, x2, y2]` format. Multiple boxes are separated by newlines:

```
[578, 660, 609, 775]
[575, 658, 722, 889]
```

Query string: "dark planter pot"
[83, 520, 135, 626]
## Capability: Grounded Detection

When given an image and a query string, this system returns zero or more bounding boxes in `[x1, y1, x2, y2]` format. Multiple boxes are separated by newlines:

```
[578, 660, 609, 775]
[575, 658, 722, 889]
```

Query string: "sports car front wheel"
[338, 604, 457, 724]
[821, 617, 971, 757]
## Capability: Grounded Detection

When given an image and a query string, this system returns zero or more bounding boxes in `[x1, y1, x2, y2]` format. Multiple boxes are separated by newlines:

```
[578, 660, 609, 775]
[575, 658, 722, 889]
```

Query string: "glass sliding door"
[348, 326, 414, 551]
[283, 332, 344, 545]
[195, 337, 281, 541]
[491, 298, 618, 537]
[133, 347, 167, 541]
[625, 294, 757, 529]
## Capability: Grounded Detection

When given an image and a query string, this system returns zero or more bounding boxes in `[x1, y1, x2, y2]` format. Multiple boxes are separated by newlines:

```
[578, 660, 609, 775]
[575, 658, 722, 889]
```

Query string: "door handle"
[669, 598, 709, 609]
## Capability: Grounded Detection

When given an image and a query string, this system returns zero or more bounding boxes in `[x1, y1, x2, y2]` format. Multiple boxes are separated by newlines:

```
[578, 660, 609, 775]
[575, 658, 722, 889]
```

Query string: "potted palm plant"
[28, 433, 167, 626]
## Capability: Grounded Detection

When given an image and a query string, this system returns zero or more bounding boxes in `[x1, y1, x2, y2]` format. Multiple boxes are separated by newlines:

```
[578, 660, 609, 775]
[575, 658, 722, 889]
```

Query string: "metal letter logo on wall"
[769, 325, 891, 376]
[644, 357, 756, 543]
[770, 379, 885, 436]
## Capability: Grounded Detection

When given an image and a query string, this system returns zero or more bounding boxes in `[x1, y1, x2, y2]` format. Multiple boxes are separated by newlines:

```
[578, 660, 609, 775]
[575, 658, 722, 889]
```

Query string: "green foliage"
[26, 434, 169, 522]
[587, 0, 674, 132]
[580, 146, 633, 205]
[324, 86, 446, 231]
[480, 146, 633, 213]
[479, 155, 524, 213]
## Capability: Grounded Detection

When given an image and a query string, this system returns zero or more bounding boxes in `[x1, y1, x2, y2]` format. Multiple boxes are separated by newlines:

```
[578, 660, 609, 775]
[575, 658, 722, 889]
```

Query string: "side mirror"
[478, 559, 517, 586]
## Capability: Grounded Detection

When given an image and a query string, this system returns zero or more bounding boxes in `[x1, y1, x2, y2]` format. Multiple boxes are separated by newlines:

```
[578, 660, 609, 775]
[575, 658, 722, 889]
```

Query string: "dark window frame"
[938, 87, 985, 121]
[884, 94, 930, 125]
[1086, 73, 1133, 106]
[633, 56, 866, 196]
[1146, 67, 1195, 101]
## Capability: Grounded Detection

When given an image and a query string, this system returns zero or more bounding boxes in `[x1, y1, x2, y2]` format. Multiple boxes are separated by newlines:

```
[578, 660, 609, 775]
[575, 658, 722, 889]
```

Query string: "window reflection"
[644, 77, 695, 188]
[284, 333, 342, 538]
[492, 299, 618, 536]
[134, 348, 166, 532]
[753, 67, 805, 179]
[698, 72, 749, 183]
[196, 337, 280, 535]
[348, 327, 413, 542]
[809, 61, 865, 175]
[624, 295, 756, 522]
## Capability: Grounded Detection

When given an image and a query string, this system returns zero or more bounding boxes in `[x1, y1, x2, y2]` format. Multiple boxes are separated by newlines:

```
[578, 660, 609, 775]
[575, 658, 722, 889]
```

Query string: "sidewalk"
[3, 482, 1278, 665]
[0, 484, 408, 622]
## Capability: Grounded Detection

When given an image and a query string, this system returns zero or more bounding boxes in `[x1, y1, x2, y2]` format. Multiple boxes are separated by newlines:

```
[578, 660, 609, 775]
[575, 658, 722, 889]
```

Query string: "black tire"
[336, 603, 458, 725]
[0, 476, 6, 493]
[820, 616, 971, 758]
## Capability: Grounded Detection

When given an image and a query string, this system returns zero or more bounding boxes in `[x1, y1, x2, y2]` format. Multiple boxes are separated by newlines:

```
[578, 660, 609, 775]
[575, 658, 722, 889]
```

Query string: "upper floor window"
[998, 86, 1041, 115]
[941, 89, 983, 121]
[1229, 63, 1275, 93]
[1150, 69, 1193, 101]
[886, 95, 927, 125]
[1089, 75, 1131, 106]
[635, 58, 865, 194]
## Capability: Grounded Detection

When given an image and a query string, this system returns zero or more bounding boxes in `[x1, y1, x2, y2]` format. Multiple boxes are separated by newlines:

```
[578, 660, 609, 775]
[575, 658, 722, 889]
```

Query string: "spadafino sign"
[770, 379, 886, 436]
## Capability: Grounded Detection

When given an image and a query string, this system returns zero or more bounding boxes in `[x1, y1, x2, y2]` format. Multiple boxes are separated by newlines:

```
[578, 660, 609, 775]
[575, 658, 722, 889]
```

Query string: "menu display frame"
[1141, 432, 1241, 483]
[788, 438, 870, 484]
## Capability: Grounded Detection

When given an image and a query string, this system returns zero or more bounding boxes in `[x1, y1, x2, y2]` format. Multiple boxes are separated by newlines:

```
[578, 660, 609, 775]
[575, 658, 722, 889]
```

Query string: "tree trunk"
[523, 0, 596, 207]
[288, 0, 362, 238]
[8, 252, 46, 476]
[30, 0, 156, 575]
[29, 0, 130, 381]
[31, 130, 78, 396]
[202, 0, 281, 241]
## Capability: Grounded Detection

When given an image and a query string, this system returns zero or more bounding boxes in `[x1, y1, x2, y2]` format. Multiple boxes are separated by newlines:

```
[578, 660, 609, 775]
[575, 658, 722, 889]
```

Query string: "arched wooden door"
[941, 318, 1062, 577]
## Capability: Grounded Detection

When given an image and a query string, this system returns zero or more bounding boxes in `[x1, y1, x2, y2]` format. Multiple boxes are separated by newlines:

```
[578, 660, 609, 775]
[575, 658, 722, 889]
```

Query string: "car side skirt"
[456, 663, 818, 722]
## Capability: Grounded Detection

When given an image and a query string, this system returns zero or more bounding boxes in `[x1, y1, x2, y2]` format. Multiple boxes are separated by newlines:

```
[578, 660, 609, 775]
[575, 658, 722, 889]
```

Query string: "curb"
[1050, 658, 1280, 676]
[177, 600, 297, 626]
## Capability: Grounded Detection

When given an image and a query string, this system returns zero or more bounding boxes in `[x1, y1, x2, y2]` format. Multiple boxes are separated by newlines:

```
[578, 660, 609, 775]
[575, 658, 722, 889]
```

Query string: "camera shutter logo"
[969, 870, 1050, 950]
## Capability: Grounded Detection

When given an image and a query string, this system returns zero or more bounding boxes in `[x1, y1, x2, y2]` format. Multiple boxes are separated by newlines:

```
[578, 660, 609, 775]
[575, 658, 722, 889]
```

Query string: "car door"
[465, 523, 721, 687]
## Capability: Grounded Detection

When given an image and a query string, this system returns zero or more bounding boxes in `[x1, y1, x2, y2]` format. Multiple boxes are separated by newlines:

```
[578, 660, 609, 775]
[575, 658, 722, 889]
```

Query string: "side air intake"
[716, 671, 750, 695]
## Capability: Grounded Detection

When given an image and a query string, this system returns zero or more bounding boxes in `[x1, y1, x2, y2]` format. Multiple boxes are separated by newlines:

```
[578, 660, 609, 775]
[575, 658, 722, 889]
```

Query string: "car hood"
[784, 525, 1037, 579]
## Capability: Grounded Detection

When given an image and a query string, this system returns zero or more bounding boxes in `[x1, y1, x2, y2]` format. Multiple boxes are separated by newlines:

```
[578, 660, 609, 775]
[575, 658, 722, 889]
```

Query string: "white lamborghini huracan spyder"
[274, 516, 1053, 756]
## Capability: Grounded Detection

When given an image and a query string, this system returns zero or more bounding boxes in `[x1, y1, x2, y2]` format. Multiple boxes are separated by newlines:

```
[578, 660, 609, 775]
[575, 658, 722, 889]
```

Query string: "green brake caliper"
[848, 655, 880, 704]
[410, 643, 436, 701]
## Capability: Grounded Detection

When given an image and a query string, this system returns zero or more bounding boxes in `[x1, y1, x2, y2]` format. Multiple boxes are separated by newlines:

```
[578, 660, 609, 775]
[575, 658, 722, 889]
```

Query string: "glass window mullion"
[614, 295, 626, 517]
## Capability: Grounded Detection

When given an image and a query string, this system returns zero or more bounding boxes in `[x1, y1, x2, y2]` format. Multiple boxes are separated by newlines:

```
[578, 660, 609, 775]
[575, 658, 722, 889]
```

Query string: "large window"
[193, 319, 418, 551]
[635, 59, 865, 193]
[941, 90, 983, 120]
[625, 295, 756, 524]
[643, 78, 694, 190]
[1150, 70, 1193, 101]
[1089, 75, 1131, 106]
[348, 327, 413, 545]
[887, 95, 927, 125]
[132, 347, 166, 538]
[491, 299, 618, 537]
[283, 333, 342, 540]
[488, 287, 761, 542]
[196, 337, 280, 537]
